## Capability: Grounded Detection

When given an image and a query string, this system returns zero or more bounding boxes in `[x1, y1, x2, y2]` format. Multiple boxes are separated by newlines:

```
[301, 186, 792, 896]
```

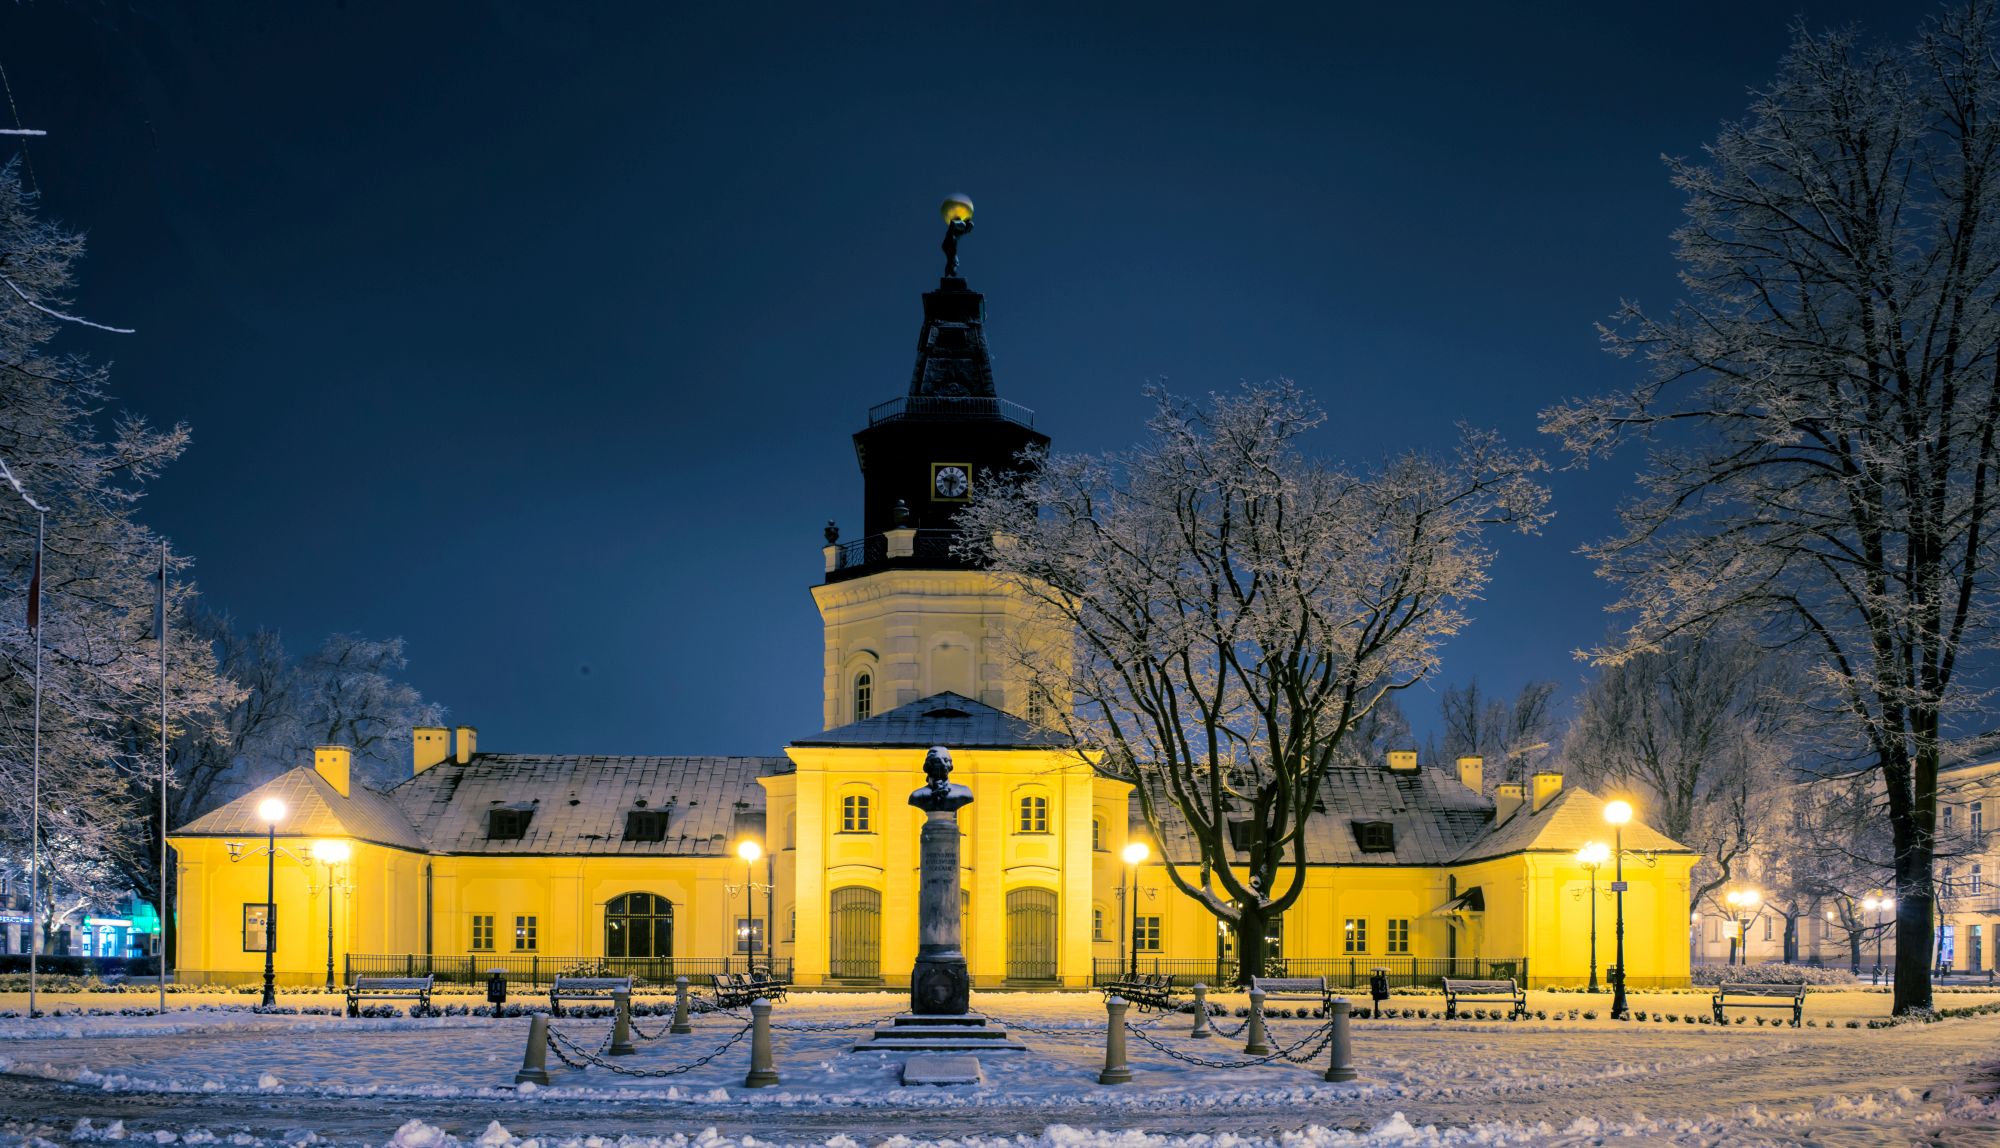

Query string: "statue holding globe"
[940, 193, 974, 277]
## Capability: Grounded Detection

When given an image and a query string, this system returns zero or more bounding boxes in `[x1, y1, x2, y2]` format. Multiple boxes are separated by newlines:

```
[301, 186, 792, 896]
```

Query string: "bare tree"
[1431, 678, 1561, 789]
[958, 380, 1549, 981]
[1541, 5, 2000, 1013]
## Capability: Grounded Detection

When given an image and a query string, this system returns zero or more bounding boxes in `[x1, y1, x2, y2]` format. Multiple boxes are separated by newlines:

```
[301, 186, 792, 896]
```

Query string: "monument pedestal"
[852, 1012, 1028, 1053]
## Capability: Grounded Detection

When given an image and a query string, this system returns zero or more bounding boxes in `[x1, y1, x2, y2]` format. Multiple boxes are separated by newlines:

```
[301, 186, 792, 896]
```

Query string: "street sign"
[1609, 880, 1629, 892]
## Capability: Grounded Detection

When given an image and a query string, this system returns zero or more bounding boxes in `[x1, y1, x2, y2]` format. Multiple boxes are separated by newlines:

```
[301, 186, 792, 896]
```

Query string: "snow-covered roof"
[791, 691, 1071, 749]
[1451, 786, 1692, 864]
[172, 766, 429, 852]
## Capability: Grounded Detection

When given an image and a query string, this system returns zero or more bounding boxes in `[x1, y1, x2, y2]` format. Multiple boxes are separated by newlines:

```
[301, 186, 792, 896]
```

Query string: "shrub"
[1666, 1013, 1679, 1023]
[1416, 1008, 1429, 1019]
[1583, 1009, 1598, 1020]
[1690, 963, 1856, 987]
[1634, 1010, 1648, 1021]
[1534, 1010, 1547, 1020]
[1846, 1019, 1861, 1028]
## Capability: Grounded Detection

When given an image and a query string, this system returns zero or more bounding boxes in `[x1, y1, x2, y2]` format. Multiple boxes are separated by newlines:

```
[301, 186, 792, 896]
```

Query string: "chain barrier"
[771, 1012, 902, 1032]
[545, 1018, 753, 1078]
[1128, 1017, 1334, 1069]
[979, 1010, 1107, 1040]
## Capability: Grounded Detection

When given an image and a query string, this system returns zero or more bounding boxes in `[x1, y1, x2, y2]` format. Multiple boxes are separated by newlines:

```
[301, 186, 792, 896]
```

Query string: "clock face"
[933, 463, 971, 501]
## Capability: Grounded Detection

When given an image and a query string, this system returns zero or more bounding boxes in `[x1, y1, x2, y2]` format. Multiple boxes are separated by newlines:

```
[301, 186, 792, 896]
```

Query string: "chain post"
[744, 997, 780, 1087]
[1098, 994, 1133, 1084]
[1242, 986, 1272, 1055]
[515, 1014, 552, 1085]
[608, 989, 636, 1056]
[1323, 997, 1356, 1082]
[1189, 982, 1213, 1038]
[671, 975, 693, 1034]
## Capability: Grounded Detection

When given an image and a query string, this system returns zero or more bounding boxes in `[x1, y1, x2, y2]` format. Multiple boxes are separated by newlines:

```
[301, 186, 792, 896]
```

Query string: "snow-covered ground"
[0, 989, 1996, 1147]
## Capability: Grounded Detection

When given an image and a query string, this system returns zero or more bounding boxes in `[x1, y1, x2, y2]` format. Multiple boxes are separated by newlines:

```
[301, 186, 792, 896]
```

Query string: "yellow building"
[168, 249, 1699, 991]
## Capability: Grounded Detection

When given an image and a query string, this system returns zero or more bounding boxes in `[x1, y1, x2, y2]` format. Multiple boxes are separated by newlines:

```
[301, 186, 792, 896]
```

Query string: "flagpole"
[157, 538, 168, 1015]
[28, 509, 43, 1018]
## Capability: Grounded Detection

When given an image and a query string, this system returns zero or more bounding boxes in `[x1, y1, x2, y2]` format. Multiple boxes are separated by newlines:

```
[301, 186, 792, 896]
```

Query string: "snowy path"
[2, 991, 1998, 1145]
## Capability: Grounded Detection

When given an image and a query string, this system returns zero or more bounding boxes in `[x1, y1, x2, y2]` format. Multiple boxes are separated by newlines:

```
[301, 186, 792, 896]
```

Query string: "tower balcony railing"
[868, 394, 1037, 430]
[826, 528, 983, 582]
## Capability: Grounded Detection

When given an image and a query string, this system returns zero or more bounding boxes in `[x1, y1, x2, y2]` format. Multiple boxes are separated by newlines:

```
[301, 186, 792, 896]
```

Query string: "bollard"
[608, 989, 636, 1056]
[744, 997, 780, 1087]
[1098, 994, 1133, 1084]
[671, 975, 693, 1035]
[1243, 986, 1272, 1055]
[1323, 997, 1356, 1082]
[515, 1014, 553, 1085]
[1189, 983, 1213, 1038]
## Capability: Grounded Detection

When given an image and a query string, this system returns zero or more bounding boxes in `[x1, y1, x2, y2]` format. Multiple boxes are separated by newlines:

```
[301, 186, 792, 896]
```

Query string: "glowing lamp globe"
[1121, 841, 1150, 865]
[736, 839, 764, 863]
[1603, 800, 1633, 826]
[312, 839, 351, 864]
[940, 194, 974, 224]
[1577, 841, 1611, 867]
[256, 797, 287, 825]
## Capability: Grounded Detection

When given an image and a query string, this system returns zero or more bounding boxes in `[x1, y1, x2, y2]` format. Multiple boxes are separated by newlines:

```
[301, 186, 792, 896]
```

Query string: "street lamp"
[1862, 894, 1894, 984]
[1603, 799, 1633, 1019]
[1576, 841, 1611, 992]
[1724, 888, 1762, 967]
[1121, 840, 1150, 977]
[310, 840, 350, 993]
[735, 838, 763, 974]
[255, 798, 286, 1007]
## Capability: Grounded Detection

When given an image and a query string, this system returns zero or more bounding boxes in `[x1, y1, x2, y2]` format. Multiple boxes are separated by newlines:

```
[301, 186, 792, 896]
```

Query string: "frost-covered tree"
[0, 159, 236, 950]
[1541, 4, 2000, 1012]
[958, 381, 1549, 981]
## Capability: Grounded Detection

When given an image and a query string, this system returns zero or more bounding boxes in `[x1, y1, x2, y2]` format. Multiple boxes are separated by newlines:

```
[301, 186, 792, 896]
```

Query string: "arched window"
[1018, 793, 1050, 834]
[605, 892, 673, 958]
[855, 672, 873, 722]
[842, 792, 873, 833]
[1092, 817, 1105, 851]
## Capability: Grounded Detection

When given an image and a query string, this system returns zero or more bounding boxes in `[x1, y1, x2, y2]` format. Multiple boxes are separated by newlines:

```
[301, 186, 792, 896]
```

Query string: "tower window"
[1092, 818, 1105, 851]
[1018, 794, 1049, 833]
[842, 793, 873, 833]
[855, 672, 873, 722]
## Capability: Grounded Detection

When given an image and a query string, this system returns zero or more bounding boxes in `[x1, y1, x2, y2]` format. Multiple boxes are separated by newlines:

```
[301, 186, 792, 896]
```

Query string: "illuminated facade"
[168, 255, 1700, 989]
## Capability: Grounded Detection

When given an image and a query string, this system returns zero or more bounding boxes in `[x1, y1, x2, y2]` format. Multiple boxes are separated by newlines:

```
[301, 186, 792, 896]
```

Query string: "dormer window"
[1353, 821, 1395, 853]
[625, 809, 669, 842]
[488, 808, 534, 841]
[1227, 820, 1253, 852]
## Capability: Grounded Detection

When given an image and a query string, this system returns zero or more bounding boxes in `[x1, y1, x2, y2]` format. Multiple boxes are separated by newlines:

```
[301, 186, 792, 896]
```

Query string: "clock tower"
[812, 197, 1059, 729]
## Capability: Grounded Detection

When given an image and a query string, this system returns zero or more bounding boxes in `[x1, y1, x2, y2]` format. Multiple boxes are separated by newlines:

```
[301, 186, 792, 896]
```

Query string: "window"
[841, 793, 873, 833]
[624, 809, 668, 842]
[1945, 805, 1956, 833]
[605, 892, 673, 958]
[1353, 822, 1395, 853]
[1025, 691, 1046, 726]
[1134, 915, 1162, 952]
[487, 808, 533, 841]
[514, 915, 538, 951]
[1092, 905, 1106, 941]
[1092, 818, 1105, 851]
[1706, 916, 1719, 942]
[1762, 915, 1773, 941]
[470, 914, 494, 951]
[1227, 820, 1254, 852]
[1974, 864, 1984, 895]
[1344, 917, 1368, 954]
[1975, 801, 1986, 839]
[242, 904, 272, 952]
[736, 918, 765, 953]
[1386, 918, 1411, 954]
[1018, 794, 1049, 833]
[854, 671, 873, 722]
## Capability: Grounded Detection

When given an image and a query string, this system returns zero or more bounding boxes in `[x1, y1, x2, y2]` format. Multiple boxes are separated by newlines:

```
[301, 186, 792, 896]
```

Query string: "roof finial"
[940, 193, 974, 279]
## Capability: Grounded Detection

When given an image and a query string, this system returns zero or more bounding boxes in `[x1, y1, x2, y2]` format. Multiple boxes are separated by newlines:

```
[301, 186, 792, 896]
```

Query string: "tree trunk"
[1234, 907, 1271, 987]
[1849, 933, 1862, 976]
[1782, 914, 1798, 965]
[1894, 891, 1935, 1012]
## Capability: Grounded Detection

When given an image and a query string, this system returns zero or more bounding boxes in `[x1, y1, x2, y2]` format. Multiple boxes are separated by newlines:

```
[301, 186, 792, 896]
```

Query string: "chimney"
[314, 744, 352, 798]
[1531, 770, 1564, 813]
[454, 725, 478, 765]
[1455, 755, 1484, 794]
[1386, 749, 1419, 773]
[1494, 781, 1525, 824]
[413, 726, 450, 775]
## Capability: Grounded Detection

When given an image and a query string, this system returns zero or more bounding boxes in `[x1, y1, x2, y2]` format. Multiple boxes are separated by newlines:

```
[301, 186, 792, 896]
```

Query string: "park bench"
[345, 974, 433, 1017]
[1103, 971, 1178, 1010]
[1441, 977, 1526, 1020]
[548, 974, 633, 1016]
[745, 967, 791, 1003]
[1251, 975, 1334, 1015]
[711, 972, 764, 1009]
[1710, 982, 1805, 1027]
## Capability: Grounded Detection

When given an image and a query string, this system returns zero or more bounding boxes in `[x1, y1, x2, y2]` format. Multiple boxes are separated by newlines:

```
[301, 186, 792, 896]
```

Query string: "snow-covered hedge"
[1690, 963, 1857, 986]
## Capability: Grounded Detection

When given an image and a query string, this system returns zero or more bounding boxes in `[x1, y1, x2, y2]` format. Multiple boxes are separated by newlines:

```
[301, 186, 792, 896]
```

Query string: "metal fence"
[343, 953, 792, 988]
[1093, 956, 1532, 989]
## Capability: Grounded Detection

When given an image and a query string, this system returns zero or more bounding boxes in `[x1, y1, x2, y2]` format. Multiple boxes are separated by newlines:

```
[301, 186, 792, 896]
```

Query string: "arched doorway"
[1006, 887, 1059, 983]
[605, 892, 674, 975]
[829, 887, 881, 982]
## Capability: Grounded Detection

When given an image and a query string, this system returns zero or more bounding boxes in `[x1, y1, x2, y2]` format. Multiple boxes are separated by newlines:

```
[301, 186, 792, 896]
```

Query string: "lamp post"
[1863, 895, 1894, 984]
[1603, 800, 1633, 1019]
[1121, 841, 1150, 977]
[255, 797, 286, 1007]
[735, 839, 763, 974]
[1576, 841, 1610, 993]
[310, 840, 350, 993]
[1724, 888, 1762, 967]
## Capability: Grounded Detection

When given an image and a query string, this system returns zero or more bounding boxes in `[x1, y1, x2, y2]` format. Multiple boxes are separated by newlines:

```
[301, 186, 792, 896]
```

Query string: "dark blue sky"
[3, 0, 1905, 756]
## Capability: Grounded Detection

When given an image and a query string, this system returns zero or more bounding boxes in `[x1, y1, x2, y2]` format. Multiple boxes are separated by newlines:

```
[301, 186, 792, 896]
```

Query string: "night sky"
[2, 1, 1904, 757]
